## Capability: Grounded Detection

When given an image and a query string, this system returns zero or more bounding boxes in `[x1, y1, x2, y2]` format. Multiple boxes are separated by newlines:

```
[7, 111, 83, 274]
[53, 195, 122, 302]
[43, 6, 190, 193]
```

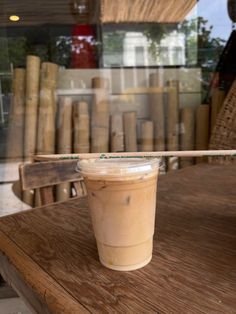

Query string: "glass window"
[0, 0, 235, 212]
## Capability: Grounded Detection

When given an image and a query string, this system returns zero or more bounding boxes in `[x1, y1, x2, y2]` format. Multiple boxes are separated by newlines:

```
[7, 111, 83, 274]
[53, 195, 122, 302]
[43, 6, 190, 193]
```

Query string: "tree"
[180, 17, 226, 100]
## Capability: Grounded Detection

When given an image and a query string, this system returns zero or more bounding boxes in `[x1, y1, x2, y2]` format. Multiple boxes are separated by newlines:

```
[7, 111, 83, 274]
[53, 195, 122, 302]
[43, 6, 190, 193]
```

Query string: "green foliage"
[0, 37, 27, 94]
[179, 18, 198, 65]
[143, 24, 167, 61]
[179, 16, 225, 66]
[197, 17, 225, 101]
[179, 16, 226, 101]
[0, 37, 27, 71]
[28, 44, 49, 62]
[103, 31, 125, 54]
[50, 36, 72, 68]
[197, 17, 225, 60]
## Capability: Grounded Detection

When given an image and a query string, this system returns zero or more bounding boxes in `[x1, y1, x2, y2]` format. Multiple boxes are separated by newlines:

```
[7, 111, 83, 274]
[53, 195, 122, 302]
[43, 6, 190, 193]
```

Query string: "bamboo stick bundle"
[23, 55, 41, 206]
[6, 68, 25, 160]
[123, 111, 137, 152]
[73, 101, 90, 153]
[149, 73, 165, 151]
[140, 120, 154, 152]
[37, 62, 59, 155]
[91, 77, 110, 152]
[110, 114, 124, 152]
[210, 88, 225, 132]
[56, 97, 73, 202]
[166, 80, 180, 171]
[196, 104, 210, 163]
[180, 107, 195, 168]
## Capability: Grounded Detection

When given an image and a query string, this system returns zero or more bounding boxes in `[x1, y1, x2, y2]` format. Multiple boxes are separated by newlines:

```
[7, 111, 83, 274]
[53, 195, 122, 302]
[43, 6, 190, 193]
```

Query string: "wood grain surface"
[0, 164, 236, 313]
[19, 160, 84, 206]
[19, 160, 80, 190]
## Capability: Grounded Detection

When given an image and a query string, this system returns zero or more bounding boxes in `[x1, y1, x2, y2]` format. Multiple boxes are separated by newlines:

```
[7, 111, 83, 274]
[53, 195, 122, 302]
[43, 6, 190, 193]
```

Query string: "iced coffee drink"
[77, 158, 159, 271]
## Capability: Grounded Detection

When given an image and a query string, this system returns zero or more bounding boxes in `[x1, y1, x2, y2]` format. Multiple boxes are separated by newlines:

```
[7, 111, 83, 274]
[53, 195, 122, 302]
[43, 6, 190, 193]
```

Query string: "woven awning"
[100, 0, 197, 23]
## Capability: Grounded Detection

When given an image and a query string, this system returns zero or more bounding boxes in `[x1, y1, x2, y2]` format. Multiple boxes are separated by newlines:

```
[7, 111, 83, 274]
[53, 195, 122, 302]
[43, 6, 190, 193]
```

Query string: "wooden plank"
[40, 186, 54, 205]
[19, 160, 81, 190]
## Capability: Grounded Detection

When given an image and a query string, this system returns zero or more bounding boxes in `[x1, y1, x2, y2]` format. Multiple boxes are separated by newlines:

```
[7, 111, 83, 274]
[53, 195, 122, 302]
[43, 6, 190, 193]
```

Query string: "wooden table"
[0, 163, 236, 313]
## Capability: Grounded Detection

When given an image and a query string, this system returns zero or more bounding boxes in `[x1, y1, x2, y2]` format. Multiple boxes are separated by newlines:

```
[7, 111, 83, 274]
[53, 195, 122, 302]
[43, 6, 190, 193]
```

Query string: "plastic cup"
[77, 158, 159, 271]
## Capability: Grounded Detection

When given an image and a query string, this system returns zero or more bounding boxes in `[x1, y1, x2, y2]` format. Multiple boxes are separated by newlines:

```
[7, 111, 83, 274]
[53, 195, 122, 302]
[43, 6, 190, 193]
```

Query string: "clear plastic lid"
[77, 158, 160, 177]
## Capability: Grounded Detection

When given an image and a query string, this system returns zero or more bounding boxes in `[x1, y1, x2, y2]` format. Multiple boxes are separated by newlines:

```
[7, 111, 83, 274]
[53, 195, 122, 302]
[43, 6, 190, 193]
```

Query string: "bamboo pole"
[91, 127, 109, 152]
[37, 62, 59, 155]
[149, 73, 165, 151]
[166, 80, 179, 171]
[196, 104, 210, 163]
[91, 77, 110, 152]
[35, 62, 58, 207]
[123, 111, 137, 152]
[6, 68, 25, 160]
[110, 114, 124, 152]
[56, 97, 73, 202]
[24, 55, 40, 160]
[57, 97, 73, 154]
[210, 88, 225, 132]
[92, 77, 109, 89]
[140, 120, 154, 152]
[73, 101, 90, 153]
[180, 107, 195, 168]
[23, 55, 41, 206]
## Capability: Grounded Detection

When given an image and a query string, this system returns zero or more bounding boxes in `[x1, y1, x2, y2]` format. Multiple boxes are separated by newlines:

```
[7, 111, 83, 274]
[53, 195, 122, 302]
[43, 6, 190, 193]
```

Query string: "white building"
[123, 30, 186, 67]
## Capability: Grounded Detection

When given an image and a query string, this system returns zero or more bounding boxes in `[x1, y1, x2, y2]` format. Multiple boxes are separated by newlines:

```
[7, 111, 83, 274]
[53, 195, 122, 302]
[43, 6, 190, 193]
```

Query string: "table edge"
[0, 230, 90, 314]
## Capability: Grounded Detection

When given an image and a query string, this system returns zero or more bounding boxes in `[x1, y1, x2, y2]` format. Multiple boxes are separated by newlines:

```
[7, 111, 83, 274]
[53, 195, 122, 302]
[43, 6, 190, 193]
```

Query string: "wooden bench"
[19, 159, 86, 205]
